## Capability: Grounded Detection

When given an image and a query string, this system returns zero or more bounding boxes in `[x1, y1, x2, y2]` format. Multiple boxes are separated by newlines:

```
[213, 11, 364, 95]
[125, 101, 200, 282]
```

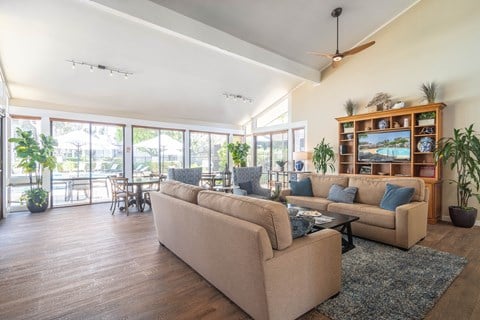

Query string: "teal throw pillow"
[327, 184, 358, 203]
[238, 181, 253, 194]
[290, 178, 313, 196]
[380, 183, 415, 211]
[289, 215, 314, 239]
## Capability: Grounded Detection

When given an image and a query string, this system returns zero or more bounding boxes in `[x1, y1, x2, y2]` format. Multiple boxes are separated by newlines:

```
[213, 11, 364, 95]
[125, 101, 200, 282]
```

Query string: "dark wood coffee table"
[310, 211, 359, 253]
[287, 205, 359, 253]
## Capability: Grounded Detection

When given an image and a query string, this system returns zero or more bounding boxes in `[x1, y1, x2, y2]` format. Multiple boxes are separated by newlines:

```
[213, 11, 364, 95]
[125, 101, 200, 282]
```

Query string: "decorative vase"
[295, 161, 304, 171]
[449, 206, 477, 228]
[344, 127, 354, 133]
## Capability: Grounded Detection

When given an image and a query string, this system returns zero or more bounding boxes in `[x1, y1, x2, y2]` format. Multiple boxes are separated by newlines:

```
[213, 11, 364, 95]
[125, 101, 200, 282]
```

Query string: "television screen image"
[358, 130, 411, 162]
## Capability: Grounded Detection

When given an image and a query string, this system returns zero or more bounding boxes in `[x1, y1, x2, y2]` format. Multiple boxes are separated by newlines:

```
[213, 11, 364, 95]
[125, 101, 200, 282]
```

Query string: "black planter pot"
[26, 195, 49, 213]
[449, 206, 477, 228]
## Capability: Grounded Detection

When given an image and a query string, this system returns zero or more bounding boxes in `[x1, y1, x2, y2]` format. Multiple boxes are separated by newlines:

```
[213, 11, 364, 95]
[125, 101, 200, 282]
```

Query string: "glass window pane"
[272, 131, 288, 170]
[246, 135, 254, 167]
[52, 122, 91, 206]
[160, 129, 184, 174]
[293, 128, 305, 152]
[190, 132, 209, 172]
[133, 127, 159, 177]
[255, 134, 271, 185]
[211, 134, 228, 172]
[256, 98, 289, 128]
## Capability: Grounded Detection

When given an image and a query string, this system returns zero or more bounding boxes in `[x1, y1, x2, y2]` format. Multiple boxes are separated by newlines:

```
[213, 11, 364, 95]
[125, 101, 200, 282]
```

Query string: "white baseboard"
[442, 215, 480, 226]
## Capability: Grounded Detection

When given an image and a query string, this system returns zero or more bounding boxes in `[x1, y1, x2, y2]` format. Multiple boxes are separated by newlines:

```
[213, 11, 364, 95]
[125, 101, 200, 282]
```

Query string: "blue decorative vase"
[295, 161, 304, 171]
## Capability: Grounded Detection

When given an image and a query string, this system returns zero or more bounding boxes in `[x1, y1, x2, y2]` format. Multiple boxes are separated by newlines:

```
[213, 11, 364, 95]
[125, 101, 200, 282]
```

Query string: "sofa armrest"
[395, 201, 428, 249]
[263, 229, 341, 320]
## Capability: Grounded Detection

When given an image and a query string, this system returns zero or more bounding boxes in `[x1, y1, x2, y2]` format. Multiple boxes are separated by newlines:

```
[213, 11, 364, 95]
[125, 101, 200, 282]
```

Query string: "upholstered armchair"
[232, 166, 271, 199]
[168, 167, 202, 186]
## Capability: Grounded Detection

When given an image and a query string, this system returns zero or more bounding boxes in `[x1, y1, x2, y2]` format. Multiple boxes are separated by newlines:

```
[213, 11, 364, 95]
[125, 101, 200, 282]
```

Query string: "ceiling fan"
[308, 7, 375, 67]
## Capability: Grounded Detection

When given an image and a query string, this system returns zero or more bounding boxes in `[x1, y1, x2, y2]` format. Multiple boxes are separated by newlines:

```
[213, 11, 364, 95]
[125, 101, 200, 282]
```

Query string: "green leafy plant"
[312, 138, 336, 174]
[227, 142, 250, 167]
[434, 124, 480, 208]
[343, 122, 354, 128]
[420, 81, 438, 103]
[8, 128, 57, 209]
[344, 99, 357, 116]
[417, 111, 436, 120]
[275, 160, 287, 170]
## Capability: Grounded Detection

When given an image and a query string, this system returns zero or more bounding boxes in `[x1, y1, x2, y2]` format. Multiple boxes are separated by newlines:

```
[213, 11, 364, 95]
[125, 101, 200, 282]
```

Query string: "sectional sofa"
[281, 174, 428, 249]
[150, 180, 341, 320]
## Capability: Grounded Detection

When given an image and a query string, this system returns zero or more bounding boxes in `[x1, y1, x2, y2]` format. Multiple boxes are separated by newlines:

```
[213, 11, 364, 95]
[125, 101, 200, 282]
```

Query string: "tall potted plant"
[227, 142, 250, 167]
[312, 138, 336, 174]
[434, 124, 480, 227]
[9, 128, 57, 213]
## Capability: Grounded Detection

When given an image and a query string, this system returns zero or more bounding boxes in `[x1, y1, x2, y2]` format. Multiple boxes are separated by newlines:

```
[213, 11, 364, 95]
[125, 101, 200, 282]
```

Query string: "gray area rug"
[317, 237, 467, 320]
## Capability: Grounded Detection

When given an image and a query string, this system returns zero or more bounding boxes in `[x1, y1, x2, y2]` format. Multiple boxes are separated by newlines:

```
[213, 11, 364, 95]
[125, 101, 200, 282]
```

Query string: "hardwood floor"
[0, 204, 478, 319]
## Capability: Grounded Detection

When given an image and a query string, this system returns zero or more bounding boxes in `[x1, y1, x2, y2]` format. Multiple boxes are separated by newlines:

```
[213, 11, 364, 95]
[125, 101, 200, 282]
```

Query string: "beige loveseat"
[151, 180, 341, 320]
[282, 174, 428, 249]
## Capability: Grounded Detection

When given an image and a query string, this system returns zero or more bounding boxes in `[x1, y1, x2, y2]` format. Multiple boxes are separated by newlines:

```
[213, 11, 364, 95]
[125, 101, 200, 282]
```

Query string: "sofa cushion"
[380, 183, 415, 211]
[197, 191, 292, 250]
[160, 180, 204, 204]
[290, 178, 313, 196]
[328, 202, 395, 229]
[285, 196, 333, 211]
[238, 181, 253, 194]
[348, 176, 425, 205]
[327, 184, 358, 204]
[306, 174, 349, 198]
[383, 178, 425, 202]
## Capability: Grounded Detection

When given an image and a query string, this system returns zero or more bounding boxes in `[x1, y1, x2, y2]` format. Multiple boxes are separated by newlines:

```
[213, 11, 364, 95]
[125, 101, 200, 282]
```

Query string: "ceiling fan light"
[333, 55, 343, 62]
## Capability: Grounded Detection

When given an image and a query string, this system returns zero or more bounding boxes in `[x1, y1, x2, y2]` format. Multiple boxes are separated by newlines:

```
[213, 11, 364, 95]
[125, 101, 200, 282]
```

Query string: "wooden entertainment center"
[336, 103, 445, 224]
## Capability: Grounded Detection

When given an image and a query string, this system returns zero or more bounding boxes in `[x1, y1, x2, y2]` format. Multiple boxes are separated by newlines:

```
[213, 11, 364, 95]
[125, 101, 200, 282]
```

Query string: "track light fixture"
[66, 59, 133, 78]
[222, 93, 253, 104]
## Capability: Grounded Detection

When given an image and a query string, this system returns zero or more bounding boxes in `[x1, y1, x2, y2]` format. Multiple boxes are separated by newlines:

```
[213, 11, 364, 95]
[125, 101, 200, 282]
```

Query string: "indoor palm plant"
[312, 138, 335, 174]
[227, 142, 250, 167]
[9, 128, 57, 213]
[434, 124, 480, 227]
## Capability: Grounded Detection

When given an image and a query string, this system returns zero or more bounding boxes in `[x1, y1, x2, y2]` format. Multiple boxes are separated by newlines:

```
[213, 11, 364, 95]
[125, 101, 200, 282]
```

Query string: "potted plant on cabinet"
[420, 81, 438, 104]
[343, 122, 354, 133]
[227, 142, 250, 167]
[417, 111, 436, 126]
[9, 128, 57, 213]
[312, 138, 335, 175]
[434, 124, 480, 228]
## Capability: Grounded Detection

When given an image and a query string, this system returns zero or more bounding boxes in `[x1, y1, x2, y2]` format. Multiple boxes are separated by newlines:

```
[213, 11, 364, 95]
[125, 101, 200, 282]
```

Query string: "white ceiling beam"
[87, 0, 321, 83]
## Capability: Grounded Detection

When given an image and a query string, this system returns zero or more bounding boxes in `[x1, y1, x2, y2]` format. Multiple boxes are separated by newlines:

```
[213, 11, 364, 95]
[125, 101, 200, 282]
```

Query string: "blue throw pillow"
[238, 181, 253, 194]
[327, 184, 358, 203]
[289, 216, 314, 239]
[380, 183, 415, 211]
[290, 178, 313, 196]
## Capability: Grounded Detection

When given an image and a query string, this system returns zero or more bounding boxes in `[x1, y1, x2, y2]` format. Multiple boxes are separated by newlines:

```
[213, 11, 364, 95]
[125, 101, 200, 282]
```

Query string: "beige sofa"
[151, 180, 341, 320]
[282, 174, 428, 249]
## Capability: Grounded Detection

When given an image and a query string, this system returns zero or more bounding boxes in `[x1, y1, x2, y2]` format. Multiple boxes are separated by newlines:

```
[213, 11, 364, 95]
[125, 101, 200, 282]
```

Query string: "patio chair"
[109, 177, 138, 215]
[232, 166, 271, 199]
[167, 167, 202, 186]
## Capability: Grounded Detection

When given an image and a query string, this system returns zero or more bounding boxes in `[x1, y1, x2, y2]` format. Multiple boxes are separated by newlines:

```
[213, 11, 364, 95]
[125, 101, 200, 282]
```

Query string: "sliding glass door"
[51, 120, 124, 207]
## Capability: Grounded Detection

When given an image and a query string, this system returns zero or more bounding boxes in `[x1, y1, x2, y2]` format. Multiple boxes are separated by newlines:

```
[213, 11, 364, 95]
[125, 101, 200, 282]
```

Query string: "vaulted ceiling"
[0, 0, 419, 126]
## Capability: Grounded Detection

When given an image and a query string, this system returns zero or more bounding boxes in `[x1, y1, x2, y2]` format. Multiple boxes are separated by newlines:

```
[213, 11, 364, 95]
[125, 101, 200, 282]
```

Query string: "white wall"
[291, 0, 480, 221]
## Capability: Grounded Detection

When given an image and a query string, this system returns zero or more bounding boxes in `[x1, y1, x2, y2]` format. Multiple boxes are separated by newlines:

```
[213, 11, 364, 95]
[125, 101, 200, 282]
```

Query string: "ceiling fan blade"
[341, 41, 375, 57]
[307, 51, 334, 59]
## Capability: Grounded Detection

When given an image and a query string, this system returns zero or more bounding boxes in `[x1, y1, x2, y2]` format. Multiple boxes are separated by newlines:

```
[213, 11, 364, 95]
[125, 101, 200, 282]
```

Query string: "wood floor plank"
[0, 204, 478, 319]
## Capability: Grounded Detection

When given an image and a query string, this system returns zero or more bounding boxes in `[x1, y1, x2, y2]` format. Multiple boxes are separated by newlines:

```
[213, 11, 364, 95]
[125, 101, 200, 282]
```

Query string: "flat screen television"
[357, 130, 411, 162]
